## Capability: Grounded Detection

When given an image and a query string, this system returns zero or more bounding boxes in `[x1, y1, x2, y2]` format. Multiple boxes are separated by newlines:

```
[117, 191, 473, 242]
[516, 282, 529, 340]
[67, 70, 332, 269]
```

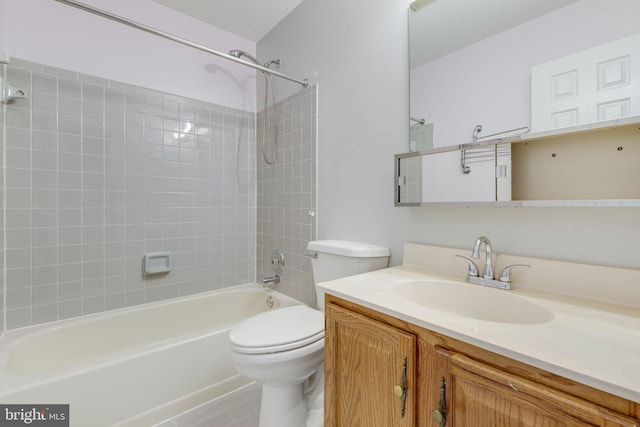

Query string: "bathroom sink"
[395, 280, 553, 324]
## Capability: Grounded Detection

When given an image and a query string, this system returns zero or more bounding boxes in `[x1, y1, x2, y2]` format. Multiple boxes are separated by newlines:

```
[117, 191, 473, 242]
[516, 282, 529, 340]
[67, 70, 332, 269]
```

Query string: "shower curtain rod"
[54, 0, 309, 88]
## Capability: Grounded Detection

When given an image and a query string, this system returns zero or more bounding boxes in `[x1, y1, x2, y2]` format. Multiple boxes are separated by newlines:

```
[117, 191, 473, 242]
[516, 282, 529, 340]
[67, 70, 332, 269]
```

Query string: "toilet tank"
[307, 240, 390, 309]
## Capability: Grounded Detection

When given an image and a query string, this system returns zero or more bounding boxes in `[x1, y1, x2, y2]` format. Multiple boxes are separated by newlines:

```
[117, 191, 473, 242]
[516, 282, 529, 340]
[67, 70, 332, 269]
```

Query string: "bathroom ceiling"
[151, 0, 305, 42]
[151, 0, 578, 50]
[411, 0, 579, 67]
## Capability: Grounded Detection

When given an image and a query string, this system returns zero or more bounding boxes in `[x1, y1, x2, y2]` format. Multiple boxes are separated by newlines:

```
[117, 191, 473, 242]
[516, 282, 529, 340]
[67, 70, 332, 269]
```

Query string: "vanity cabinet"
[434, 350, 638, 426]
[324, 303, 416, 426]
[325, 295, 640, 427]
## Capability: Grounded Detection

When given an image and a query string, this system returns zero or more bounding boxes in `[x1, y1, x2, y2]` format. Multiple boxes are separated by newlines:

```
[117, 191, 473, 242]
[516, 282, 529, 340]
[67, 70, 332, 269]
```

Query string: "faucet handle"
[455, 255, 479, 277]
[498, 264, 530, 283]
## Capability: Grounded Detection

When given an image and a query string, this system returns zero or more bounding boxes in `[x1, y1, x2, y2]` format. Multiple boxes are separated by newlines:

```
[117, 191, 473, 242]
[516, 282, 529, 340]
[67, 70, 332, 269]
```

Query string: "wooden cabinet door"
[325, 303, 416, 427]
[435, 349, 639, 427]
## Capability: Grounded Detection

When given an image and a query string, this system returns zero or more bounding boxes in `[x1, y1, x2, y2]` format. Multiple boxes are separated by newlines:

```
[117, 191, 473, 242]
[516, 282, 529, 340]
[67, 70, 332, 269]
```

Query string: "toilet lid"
[229, 305, 325, 354]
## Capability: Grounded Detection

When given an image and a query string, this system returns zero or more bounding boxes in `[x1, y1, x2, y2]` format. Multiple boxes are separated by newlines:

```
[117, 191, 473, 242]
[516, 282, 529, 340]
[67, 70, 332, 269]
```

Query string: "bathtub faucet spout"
[261, 275, 280, 287]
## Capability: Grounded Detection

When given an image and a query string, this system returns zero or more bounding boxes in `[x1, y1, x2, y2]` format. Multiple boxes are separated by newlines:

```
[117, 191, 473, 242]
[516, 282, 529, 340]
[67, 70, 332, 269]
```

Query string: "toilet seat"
[229, 305, 325, 354]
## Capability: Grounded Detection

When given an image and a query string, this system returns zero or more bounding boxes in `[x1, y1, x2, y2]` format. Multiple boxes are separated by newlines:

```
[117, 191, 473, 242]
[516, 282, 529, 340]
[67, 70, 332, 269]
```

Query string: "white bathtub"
[0, 284, 302, 426]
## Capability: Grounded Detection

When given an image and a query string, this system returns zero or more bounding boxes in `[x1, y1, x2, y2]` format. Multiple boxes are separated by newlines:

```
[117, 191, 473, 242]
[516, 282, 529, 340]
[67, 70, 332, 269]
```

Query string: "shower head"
[229, 49, 281, 70]
[229, 49, 261, 65]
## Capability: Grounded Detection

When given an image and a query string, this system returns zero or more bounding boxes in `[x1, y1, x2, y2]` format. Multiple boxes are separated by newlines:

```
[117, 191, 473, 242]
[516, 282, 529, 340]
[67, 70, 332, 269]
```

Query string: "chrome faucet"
[471, 236, 493, 279]
[261, 249, 284, 288]
[261, 275, 280, 287]
[456, 236, 529, 290]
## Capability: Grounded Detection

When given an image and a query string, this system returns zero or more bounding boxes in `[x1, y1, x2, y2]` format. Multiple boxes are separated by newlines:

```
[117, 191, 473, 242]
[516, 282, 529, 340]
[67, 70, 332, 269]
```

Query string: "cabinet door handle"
[431, 377, 447, 427]
[393, 357, 408, 417]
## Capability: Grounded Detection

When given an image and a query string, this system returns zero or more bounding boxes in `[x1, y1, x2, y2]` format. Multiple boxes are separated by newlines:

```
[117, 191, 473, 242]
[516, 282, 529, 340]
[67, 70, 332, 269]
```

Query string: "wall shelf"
[395, 116, 640, 207]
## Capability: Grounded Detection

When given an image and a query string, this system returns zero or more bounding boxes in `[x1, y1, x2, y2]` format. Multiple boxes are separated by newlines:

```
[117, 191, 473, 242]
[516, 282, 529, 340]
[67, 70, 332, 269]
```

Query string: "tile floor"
[155, 383, 261, 427]
[156, 382, 324, 427]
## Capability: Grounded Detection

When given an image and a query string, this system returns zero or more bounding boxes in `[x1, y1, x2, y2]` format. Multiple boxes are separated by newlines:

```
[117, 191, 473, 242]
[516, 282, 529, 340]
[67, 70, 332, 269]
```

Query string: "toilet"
[229, 240, 390, 427]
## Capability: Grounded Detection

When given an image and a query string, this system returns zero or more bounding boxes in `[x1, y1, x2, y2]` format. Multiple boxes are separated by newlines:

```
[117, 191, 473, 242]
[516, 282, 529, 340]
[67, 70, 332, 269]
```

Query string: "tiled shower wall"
[256, 85, 317, 306]
[2, 58, 257, 329]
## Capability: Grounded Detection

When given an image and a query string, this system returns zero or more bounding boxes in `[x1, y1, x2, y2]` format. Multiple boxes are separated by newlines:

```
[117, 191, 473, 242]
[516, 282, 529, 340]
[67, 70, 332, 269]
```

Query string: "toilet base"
[259, 382, 307, 427]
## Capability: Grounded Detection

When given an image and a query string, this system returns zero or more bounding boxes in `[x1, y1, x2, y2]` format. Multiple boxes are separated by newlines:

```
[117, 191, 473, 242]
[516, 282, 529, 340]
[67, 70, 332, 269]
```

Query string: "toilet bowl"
[229, 240, 390, 427]
[229, 305, 325, 427]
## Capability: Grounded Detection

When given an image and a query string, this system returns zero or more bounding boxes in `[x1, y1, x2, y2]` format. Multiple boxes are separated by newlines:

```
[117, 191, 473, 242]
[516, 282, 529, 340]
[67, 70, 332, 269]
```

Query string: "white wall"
[0, 1, 5, 51]
[0, 0, 257, 110]
[259, 0, 410, 260]
[260, 0, 640, 269]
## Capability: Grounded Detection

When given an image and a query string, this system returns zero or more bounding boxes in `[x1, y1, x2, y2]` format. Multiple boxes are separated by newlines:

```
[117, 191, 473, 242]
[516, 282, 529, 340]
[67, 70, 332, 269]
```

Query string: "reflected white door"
[531, 33, 640, 131]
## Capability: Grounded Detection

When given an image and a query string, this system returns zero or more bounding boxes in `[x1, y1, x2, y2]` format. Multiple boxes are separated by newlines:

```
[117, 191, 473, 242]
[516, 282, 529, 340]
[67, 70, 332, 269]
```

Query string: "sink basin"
[395, 280, 554, 324]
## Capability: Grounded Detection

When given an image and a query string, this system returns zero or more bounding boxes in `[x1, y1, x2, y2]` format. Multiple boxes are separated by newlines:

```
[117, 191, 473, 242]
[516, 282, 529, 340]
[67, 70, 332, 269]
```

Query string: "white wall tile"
[2, 58, 258, 328]
[59, 263, 82, 283]
[59, 245, 82, 264]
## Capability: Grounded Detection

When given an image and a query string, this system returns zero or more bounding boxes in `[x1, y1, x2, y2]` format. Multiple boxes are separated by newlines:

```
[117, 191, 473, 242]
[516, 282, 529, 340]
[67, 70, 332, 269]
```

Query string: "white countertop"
[318, 265, 640, 402]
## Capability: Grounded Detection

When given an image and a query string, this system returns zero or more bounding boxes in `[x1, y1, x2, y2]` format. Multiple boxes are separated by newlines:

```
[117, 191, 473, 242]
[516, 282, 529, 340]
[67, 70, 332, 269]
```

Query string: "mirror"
[403, 0, 640, 206]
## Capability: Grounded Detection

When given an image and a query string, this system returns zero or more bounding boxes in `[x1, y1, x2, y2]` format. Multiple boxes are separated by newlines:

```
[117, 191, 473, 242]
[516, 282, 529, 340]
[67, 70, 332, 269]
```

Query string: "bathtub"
[0, 284, 302, 426]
